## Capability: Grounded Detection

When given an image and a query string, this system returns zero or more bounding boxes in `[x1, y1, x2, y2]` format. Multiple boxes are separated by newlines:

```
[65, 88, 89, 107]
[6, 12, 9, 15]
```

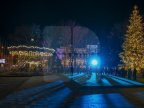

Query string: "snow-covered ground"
[109, 75, 144, 86]
[65, 73, 85, 79]
[84, 72, 112, 86]
[70, 72, 144, 86]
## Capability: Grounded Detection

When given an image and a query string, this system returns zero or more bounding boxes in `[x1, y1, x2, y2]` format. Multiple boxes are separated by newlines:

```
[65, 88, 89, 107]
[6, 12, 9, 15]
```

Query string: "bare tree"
[8, 24, 42, 46]
[42, 25, 99, 48]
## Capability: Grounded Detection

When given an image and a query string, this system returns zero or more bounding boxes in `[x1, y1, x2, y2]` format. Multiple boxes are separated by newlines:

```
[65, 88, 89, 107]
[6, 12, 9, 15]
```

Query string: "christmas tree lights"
[119, 6, 144, 72]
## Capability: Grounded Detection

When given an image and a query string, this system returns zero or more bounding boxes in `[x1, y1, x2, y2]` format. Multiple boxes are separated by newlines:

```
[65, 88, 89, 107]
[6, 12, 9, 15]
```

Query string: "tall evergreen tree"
[120, 5, 144, 72]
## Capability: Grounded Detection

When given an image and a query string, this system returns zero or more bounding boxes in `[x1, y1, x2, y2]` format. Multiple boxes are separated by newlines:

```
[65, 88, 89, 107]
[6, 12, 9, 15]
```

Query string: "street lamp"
[70, 24, 75, 76]
[91, 59, 98, 66]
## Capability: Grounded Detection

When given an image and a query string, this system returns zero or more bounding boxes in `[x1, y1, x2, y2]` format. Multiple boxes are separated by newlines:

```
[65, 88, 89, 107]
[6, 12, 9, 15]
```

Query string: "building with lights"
[7, 45, 55, 72]
[56, 45, 99, 71]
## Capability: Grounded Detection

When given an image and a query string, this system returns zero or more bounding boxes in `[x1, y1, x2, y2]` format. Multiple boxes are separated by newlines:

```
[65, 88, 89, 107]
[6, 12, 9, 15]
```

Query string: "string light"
[8, 45, 55, 57]
[119, 5, 144, 72]
[8, 45, 55, 52]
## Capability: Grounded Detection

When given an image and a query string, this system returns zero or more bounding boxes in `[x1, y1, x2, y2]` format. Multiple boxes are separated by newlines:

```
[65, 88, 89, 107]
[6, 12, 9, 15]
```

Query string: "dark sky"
[0, 0, 144, 36]
[0, 0, 144, 66]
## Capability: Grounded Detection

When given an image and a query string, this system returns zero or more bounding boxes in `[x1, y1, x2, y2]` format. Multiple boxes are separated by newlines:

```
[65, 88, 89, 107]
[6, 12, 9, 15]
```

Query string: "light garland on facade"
[9, 51, 53, 57]
[7, 45, 55, 69]
[8, 45, 55, 57]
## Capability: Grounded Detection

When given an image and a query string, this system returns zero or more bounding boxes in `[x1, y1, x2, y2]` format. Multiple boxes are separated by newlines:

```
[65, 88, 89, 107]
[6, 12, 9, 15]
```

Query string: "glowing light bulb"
[91, 59, 98, 66]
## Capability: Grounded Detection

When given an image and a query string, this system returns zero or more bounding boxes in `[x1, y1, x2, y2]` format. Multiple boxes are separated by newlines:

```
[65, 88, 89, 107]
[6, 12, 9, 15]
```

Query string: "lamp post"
[70, 25, 74, 76]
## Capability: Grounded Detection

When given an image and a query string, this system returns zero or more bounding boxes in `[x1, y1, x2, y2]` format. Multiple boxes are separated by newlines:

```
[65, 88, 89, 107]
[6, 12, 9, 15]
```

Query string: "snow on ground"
[109, 75, 144, 86]
[85, 72, 97, 86]
[84, 72, 112, 86]
[64, 73, 84, 79]
[72, 72, 144, 86]
[110, 77, 132, 86]
[102, 78, 112, 86]
[65, 72, 144, 86]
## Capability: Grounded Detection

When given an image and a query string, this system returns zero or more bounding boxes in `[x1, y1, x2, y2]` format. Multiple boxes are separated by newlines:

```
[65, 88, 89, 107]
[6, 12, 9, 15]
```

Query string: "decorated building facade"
[7, 45, 55, 72]
[56, 45, 99, 69]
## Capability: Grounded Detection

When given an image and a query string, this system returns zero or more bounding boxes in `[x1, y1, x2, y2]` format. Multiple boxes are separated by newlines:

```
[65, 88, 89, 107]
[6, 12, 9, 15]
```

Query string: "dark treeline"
[7, 24, 99, 49]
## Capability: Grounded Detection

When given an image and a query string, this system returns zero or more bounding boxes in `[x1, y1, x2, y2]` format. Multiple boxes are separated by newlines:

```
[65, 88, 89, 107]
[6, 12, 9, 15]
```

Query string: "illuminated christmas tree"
[120, 5, 144, 72]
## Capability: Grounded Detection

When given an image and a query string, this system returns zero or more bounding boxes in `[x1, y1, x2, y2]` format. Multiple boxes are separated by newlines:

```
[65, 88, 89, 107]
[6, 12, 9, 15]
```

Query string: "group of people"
[97, 67, 138, 80]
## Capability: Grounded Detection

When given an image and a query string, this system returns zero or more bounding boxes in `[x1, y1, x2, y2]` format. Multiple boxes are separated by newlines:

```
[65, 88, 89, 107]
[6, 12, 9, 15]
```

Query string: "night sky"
[0, 0, 144, 66]
[0, 0, 144, 36]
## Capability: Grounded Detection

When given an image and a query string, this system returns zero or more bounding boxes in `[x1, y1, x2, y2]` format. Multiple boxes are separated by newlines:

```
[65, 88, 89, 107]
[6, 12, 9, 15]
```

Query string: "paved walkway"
[70, 93, 134, 108]
[1, 74, 144, 108]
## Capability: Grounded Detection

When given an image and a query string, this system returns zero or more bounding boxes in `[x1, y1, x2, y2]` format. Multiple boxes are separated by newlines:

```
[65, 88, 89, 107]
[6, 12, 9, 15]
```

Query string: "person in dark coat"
[122, 67, 127, 78]
[119, 66, 124, 77]
[128, 68, 132, 79]
[133, 68, 137, 80]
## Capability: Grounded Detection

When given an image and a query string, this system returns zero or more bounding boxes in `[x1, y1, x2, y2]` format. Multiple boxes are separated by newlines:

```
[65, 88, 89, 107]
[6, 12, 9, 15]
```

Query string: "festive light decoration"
[56, 45, 99, 69]
[8, 45, 55, 70]
[8, 45, 55, 52]
[8, 45, 55, 57]
[119, 6, 144, 71]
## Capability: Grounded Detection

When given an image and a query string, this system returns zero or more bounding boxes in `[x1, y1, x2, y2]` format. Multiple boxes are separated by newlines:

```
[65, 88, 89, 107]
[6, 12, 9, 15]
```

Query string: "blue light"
[88, 55, 101, 69]
[91, 59, 98, 66]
